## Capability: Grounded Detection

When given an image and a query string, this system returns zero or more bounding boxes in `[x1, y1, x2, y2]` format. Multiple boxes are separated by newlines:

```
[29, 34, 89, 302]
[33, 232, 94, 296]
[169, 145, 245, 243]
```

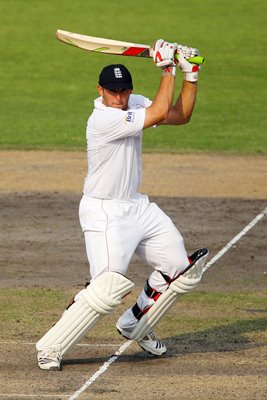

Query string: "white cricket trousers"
[79, 193, 189, 329]
[79, 193, 188, 286]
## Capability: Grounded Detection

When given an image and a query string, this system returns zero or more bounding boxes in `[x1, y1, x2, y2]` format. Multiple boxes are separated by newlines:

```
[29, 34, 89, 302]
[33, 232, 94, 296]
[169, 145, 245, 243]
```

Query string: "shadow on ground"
[62, 317, 267, 366]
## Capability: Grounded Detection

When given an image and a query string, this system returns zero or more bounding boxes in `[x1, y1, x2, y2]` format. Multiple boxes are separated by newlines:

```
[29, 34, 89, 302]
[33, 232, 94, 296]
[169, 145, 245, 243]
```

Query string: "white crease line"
[0, 341, 122, 347]
[203, 206, 267, 273]
[68, 340, 132, 400]
[68, 205, 266, 400]
[0, 395, 69, 399]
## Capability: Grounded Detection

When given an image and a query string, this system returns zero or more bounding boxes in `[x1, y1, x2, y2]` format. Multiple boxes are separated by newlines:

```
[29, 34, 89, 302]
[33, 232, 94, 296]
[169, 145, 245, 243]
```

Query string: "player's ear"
[97, 85, 104, 96]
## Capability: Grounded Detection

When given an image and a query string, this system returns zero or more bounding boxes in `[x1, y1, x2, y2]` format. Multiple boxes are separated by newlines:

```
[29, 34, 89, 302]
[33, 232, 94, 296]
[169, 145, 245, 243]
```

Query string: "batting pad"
[36, 272, 134, 357]
[130, 250, 209, 341]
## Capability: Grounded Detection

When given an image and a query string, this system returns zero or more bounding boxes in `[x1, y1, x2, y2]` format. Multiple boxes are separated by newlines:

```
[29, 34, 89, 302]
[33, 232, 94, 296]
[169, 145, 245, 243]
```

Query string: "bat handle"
[174, 53, 205, 65]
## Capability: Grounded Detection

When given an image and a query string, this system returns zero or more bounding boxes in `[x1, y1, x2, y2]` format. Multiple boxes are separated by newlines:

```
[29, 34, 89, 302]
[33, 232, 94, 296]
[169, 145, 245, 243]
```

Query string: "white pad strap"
[36, 272, 134, 356]
[130, 249, 208, 341]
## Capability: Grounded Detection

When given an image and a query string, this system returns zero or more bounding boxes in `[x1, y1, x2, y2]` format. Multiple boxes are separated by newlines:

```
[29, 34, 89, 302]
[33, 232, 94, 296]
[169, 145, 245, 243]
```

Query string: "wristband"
[184, 65, 199, 82]
[184, 71, 198, 82]
[162, 66, 176, 77]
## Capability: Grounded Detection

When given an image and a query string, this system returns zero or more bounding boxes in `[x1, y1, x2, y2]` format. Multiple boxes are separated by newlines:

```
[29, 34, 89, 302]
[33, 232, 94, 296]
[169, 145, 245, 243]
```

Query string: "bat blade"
[56, 30, 205, 65]
[56, 30, 152, 58]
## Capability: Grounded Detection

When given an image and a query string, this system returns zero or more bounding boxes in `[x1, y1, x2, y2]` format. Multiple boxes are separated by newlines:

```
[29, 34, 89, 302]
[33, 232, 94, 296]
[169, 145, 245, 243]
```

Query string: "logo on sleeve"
[125, 111, 135, 123]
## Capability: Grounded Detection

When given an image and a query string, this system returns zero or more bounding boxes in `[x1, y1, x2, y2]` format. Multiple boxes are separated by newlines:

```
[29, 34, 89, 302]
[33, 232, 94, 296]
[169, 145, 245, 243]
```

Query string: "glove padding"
[153, 39, 177, 74]
[177, 48, 200, 82]
[177, 45, 199, 59]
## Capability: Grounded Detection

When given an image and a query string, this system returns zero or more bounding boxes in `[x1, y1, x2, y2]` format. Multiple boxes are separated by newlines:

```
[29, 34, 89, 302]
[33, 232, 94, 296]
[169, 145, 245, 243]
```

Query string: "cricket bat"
[56, 30, 205, 65]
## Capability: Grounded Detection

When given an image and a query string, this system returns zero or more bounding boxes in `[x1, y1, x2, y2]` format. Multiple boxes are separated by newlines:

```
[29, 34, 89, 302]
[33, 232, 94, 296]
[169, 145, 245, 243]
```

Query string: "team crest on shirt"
[125, 111, 135, 123]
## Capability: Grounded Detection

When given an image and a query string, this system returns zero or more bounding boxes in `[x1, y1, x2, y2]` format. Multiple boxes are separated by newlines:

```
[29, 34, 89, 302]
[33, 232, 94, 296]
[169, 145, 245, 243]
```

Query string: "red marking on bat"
[122, 47, 148, 56]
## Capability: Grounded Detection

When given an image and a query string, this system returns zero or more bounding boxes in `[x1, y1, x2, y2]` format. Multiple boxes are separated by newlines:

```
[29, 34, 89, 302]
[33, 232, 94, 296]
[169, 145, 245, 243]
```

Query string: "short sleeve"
[89, 107, 146, 143]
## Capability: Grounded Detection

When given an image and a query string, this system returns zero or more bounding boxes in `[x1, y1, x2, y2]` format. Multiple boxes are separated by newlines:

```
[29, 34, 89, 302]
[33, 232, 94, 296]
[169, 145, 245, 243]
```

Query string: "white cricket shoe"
[37, 350, 62, 371]
[116, 323, 167, 356]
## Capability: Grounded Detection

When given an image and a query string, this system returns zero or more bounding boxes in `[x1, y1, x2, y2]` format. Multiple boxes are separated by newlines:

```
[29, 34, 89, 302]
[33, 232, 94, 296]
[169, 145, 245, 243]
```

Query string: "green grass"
[0, 288, 266, 345]
[0, 288, 74, 341]
[1, 0, 267, 152]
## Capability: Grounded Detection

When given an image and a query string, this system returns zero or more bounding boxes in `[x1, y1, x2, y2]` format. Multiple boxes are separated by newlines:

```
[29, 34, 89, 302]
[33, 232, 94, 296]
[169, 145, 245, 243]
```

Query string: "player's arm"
[160, 80, 197, 125]
[143, 40, 177, 129]
[160, 46, 201, 125]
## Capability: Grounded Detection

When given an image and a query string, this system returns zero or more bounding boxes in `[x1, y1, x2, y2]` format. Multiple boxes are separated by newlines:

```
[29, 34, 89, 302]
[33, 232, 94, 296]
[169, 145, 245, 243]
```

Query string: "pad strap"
[132, 303, 146, 320]
[144, 280, 162, 300]
[132, 280, 162, 320]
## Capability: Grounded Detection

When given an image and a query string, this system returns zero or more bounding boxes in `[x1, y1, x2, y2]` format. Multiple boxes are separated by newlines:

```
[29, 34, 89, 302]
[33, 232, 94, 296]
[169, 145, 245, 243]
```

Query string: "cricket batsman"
[36, 39, 208, 370]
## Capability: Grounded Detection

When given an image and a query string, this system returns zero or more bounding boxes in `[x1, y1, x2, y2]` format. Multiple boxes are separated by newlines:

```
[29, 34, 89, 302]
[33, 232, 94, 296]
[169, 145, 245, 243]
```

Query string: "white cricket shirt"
[83, 94, 151, 199]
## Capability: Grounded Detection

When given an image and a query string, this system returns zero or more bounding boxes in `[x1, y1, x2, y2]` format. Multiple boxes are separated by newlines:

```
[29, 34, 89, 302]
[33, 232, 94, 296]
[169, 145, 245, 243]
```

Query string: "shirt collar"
[94, 95, 133, 110]
[94, 96, 106, 110]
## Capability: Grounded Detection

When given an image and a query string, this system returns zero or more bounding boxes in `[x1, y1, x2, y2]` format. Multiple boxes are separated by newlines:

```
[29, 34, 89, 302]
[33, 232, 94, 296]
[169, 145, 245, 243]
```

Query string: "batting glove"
[177, 48, 200, 82]
[153, 39, 177, 76]
[177, 45, 200, 59]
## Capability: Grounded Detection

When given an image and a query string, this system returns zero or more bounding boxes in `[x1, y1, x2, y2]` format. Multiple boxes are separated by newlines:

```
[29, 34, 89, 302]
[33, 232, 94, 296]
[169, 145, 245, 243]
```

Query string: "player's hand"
[153, 39, 177, 76]
[177, 48, 200, 82]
